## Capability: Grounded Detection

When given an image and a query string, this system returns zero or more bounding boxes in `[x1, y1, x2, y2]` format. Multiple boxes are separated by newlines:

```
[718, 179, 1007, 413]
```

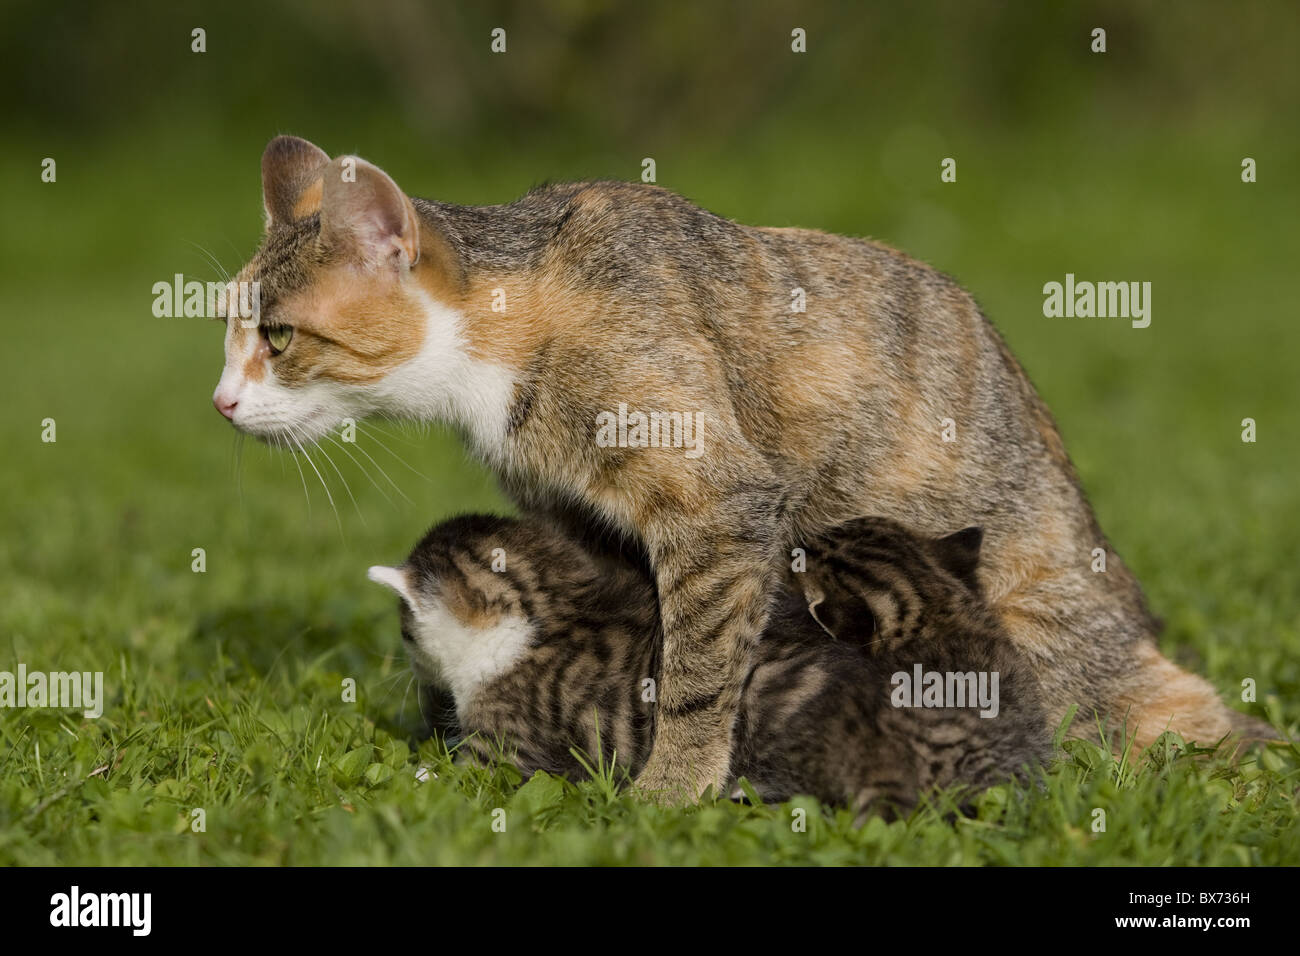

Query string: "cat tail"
[1225, 709, 1284, 756]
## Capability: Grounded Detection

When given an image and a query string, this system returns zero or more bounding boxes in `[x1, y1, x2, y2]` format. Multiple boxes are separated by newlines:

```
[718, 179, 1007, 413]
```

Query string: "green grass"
[1, 121, 1298, 865]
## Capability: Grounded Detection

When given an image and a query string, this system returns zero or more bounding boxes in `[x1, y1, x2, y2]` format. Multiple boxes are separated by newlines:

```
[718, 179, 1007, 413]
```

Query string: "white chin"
[234, 412, 340, 447]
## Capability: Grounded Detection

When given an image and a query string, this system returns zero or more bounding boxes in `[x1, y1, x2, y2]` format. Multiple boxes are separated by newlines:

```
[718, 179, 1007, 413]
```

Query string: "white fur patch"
[407, 598, 534, 717]
[365, 290, 516, 462]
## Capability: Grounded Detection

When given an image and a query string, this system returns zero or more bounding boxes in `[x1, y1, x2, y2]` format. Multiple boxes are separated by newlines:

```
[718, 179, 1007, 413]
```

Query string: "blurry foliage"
[2, 0, 1296, 151]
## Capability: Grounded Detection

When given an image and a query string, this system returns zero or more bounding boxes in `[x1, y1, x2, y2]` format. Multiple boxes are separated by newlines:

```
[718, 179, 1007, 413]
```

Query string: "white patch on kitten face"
[406, 598, 533, 717]
[366, 564, 533, 717]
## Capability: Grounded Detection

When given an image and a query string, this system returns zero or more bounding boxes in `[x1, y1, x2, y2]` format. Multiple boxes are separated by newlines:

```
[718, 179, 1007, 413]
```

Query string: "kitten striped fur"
[371, 514, 1051, 819]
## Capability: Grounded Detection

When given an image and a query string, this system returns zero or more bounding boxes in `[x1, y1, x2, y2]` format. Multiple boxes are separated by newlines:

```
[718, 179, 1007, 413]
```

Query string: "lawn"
[1, 114, 1297, 863]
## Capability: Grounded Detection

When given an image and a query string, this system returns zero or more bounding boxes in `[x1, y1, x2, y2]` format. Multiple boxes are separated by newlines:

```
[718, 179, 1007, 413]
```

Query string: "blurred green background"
[0, 1, 1297, 863]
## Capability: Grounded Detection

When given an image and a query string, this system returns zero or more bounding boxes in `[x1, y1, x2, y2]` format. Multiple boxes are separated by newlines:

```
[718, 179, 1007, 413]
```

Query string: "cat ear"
[802, 581, 876, 644]
[320, 155, 421, 270]
[261, 135, 331, 227]
[931, 526, 983, 589]
[367, 565, 417, 609]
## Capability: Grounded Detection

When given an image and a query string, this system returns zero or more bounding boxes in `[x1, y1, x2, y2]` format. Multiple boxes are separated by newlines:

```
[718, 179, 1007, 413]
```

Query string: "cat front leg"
[633, 477, 784, 802]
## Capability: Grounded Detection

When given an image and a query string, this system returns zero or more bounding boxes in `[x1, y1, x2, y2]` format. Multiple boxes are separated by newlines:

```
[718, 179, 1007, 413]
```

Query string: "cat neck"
[367, 281, 518, 465]
[368, 191, 585, 466]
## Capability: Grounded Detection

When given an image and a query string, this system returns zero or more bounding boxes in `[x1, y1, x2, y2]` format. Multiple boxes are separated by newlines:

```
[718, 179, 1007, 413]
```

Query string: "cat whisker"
[310, 432, 366, 527]
[323, 433, 393, 508]
[367, 676, 405, 706]
[374, 668, 414, 692]
[282, 430, 312, 516]
[282, 421, 338, 535]
[357, 421, 433, 485]
[181, 239, 233, 286]
[348, 426, 416, 505]
[359, 417, 423, 449]
[233, 432, 246, 504]
[398, 672, 416, 721]
[287, 425, 341, 536]
[220, 237, 246, 273]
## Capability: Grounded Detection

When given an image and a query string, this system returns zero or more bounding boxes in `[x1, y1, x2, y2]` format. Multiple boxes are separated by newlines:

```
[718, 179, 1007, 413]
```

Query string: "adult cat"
[212, 135, 1249, 799]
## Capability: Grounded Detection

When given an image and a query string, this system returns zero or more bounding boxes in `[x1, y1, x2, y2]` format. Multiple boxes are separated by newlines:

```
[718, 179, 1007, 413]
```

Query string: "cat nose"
[213, 393, 238, 420]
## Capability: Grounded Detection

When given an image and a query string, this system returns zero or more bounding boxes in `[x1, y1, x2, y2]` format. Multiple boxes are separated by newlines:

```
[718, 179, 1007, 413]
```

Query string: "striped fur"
[221, 136, 1261, 798]
[373, 514, 1051, 819]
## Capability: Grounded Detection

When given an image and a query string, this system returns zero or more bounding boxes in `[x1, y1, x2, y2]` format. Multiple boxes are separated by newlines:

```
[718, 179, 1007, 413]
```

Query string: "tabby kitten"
[218, 134, 1247, 797]
[368, 514, 1051, 818]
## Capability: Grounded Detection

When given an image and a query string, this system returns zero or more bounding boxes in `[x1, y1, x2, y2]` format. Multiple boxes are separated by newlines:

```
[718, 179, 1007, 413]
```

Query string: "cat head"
[797, 516, 987, 648]
[366, 514, 617, 708]
[211, 136, 495, 447]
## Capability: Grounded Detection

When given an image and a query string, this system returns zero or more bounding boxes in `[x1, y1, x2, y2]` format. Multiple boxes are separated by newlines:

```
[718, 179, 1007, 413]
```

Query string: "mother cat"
[212, 135, 1242, 799]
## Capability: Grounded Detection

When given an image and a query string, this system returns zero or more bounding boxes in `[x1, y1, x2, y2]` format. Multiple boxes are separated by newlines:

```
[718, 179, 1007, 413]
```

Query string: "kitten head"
[798, 516, 987, 648]
[212, 136, 479, 446]
[366, 514, 617, 709]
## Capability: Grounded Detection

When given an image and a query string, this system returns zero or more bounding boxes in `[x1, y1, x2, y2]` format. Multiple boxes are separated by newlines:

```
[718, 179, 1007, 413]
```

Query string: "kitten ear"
[367, 565, 417, 609]
[802, 581, 876, 644]
[931, 526, 983, 589]
[320, 155, 421, 270]
[261, 135, 331, 227]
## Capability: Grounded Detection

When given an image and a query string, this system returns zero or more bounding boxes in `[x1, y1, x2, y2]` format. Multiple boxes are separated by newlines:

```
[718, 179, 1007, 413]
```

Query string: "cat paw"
[633, 752, 727, 805]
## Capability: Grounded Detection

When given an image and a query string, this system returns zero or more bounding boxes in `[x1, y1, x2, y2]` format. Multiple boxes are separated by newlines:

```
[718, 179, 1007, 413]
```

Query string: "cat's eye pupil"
[265, 325, 293, 355]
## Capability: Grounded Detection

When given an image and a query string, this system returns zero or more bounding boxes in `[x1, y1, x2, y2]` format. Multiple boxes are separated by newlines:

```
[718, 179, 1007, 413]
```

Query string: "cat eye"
[264, 325, 293, 355]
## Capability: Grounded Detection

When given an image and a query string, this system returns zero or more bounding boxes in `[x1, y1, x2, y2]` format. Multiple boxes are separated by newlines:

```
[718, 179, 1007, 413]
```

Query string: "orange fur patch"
[273, 266, 427, 385]
[452, 270, 602, 371]
[241, 340, 268, 383]
[291, 177, 324, 220]
[1112, 642, 1234, 749]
